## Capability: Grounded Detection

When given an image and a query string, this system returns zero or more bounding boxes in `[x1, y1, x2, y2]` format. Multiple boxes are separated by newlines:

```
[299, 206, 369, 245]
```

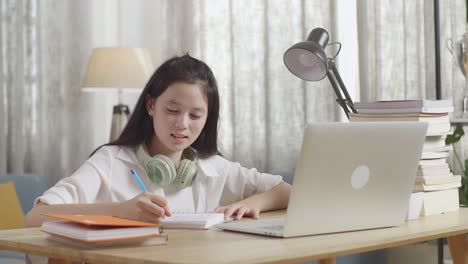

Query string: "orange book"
[41, 213, 167, 248]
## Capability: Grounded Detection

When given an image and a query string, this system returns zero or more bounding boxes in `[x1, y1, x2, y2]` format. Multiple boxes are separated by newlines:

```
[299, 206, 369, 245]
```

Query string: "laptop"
[216, 122, 428, 237]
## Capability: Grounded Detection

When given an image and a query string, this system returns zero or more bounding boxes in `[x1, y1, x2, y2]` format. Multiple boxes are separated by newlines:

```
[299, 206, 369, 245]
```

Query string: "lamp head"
[283, 28, 329, 81]
[283, 28, 357, 117]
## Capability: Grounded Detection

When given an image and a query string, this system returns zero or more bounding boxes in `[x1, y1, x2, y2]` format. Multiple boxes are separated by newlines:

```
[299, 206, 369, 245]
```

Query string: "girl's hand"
[214, 202, 260, 220]
[117, 192, 171, 223]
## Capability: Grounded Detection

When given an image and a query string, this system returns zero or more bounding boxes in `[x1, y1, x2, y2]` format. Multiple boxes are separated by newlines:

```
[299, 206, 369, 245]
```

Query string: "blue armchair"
[0, 173, 48, 264]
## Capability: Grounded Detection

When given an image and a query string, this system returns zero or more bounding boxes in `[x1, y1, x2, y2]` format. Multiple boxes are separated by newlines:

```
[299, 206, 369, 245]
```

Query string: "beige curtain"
[1, 0, 341, 184]
[2, 0, 464, 184]
[194, 0, 339, 177]
[358, 0, 465, 103]
[357, 0, 466, 174]
[0, 0, 118, 185]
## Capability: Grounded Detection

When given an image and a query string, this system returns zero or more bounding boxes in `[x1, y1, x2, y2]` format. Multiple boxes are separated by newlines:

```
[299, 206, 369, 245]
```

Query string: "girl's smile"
[171, 133, 189, 144]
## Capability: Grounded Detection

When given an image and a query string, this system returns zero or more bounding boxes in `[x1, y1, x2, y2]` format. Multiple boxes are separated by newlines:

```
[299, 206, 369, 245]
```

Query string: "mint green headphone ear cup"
[146, 155, 177, 186]
[136, 144, 197, 188]
[174, 159, 198, 189]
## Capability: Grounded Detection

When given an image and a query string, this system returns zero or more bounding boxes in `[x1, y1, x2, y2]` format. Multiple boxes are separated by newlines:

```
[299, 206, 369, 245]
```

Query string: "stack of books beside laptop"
[350, 99, 460, 219]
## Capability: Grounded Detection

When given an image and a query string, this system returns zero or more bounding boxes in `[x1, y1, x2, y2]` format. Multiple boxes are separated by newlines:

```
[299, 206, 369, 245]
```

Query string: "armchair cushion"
[0, 181, 25, 229]
[0, 173, 48, 215]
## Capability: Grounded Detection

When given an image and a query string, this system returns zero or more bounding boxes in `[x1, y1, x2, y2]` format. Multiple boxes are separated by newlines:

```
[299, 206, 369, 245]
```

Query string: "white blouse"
[37, 145, 283, 213]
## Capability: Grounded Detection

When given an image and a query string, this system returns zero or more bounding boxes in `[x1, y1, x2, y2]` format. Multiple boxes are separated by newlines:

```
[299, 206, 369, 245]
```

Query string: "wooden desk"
[1, 209, 468, 264]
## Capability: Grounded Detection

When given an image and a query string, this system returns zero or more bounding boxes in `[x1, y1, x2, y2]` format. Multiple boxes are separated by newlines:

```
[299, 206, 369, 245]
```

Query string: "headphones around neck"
[136, 144, 198, 189]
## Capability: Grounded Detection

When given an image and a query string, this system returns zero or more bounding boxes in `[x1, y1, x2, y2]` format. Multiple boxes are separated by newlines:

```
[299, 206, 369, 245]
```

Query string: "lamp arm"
[326, 70, 350, 118]
[327, 60, 357, 118]
[329, 61, 357, 111]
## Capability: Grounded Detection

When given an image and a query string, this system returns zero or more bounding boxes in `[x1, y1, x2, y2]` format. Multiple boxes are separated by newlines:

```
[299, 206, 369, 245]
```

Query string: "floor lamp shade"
[82, 48, 154, 90]
[81, 48, 155, 141]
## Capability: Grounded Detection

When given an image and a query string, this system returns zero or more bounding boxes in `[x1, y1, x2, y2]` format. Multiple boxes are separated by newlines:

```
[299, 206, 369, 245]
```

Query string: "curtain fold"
[1, 0, 39, 174]
[358, 0, 464, 103]
[1, 0, 97, 185]
[358, 0, 435, 101]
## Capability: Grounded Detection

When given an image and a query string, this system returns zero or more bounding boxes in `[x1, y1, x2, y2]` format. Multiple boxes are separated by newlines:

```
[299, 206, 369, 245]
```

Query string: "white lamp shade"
[81, 48, 154, 90]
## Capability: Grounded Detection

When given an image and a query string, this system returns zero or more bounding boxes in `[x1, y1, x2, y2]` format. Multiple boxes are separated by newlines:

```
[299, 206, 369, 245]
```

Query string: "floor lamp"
[81, 48, 154, 141]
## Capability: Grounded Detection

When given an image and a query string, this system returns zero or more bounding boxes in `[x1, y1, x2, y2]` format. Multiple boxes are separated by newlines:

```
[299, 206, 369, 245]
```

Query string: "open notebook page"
[161, 213, 232, 229]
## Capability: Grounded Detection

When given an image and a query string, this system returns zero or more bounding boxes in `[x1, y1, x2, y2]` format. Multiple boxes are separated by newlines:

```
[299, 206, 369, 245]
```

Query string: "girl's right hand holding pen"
[117, 193, 172, 223]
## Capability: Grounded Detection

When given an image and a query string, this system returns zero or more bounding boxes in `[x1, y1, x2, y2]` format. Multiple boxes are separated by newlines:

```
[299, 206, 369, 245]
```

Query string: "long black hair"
[91, 54, 220, 158]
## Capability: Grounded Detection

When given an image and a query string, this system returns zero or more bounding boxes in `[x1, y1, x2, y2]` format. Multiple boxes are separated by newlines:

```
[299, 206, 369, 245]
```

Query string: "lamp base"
[110, 104, 130, 141]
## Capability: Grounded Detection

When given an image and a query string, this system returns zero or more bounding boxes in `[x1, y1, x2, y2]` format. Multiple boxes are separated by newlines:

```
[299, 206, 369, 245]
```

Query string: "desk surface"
[2, 209, 468, 264]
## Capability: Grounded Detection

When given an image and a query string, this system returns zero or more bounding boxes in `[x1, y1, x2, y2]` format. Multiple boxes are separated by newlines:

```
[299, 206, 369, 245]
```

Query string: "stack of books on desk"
[351, 99, 460, 218]
[41, 213, 167, 248]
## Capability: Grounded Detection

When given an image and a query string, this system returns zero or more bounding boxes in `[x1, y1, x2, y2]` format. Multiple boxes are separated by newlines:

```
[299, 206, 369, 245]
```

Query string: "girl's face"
[146, 81, 208, 154]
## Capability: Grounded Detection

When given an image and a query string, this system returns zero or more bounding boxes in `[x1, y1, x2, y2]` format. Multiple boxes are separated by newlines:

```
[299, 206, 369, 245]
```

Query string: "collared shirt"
[36, 146, 283, 213]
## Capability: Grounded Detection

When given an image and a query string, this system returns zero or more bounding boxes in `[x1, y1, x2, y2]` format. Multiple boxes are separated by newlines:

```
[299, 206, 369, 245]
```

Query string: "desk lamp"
[82, 48, 154, 141]
[283, 27, 357, 118]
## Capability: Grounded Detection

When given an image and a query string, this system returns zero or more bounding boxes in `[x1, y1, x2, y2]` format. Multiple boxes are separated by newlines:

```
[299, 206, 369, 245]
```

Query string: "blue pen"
[131, 169, 148, 192]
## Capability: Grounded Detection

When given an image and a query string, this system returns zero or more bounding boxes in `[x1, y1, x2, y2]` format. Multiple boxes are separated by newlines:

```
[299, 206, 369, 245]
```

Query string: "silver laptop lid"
[283, 122, 427, 237]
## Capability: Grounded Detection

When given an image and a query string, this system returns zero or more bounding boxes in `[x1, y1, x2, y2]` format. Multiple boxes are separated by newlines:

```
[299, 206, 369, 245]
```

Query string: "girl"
[25, 54, 291, 227]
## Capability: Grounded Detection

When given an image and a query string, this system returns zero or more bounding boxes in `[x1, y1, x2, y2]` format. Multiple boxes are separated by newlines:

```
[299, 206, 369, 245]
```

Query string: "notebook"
[41, 214, 167, 248]
[161, 213, 229, 229]
[216, 122, 427, 237]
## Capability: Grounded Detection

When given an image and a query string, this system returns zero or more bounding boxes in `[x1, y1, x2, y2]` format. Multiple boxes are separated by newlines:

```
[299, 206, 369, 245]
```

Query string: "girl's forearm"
[241, 181, 292, 212]
[25, 202, 121, 227]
